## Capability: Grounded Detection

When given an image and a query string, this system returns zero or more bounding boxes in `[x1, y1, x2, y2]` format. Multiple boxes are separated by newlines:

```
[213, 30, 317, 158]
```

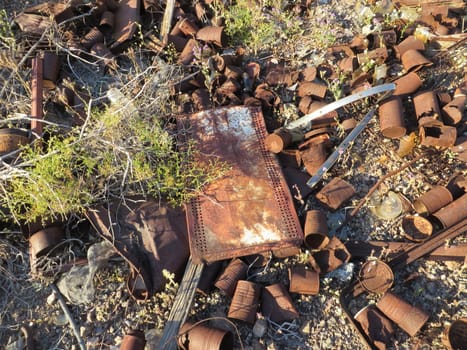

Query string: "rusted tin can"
[272, 245, 301, 258]
[432, 193, 467, 229]
[261, 283, 299, 323]
[265, 128, 303, 153]
[446, 174, 466, 199]
[0, 128, 29, 156]
[196, 26, 227, 47]
[359, 260, 394, 294]
[228, 280, 261, 324]
[91, 43, 114, 66]
[191, 88, 211, 111]
[354, 304, 394, 350]
[401, 49, 433, 72]
[217, 78, 241, 95]
[443, 318, 467, 350]
[197, 261, 223, 295]
[224, 65, 243, 80]
[297, 81, 327, 99]
[393, 72, 422, 96]
[414, 185, 453, 215]
[300, 143, 328, 176]
[413, 91, 442, 127]
[29, 225, 64, 259]
[394, 35, 425, 60]
[178, 322, 234, 350]
[376, 292, 429, 337]
[316, 177, 356, 210]
[341, 118, 357, 132]
[164, 34, 188, 52]
[378, 96, 406, 138]
[309, 236, 351, 274]
[288, 265, 319, 295]
[357, 48, 388, 65]
[81, 27, 104, 50]
[42, 52, 61, 89]
[99, 11, 114, 34]
[402, 215, 433, 242]
[214, 258, 248, 297]
[442, 94, 466, 126]
[303, 210, 329, 250]
[178, 38, 198, 65]
[119, 329, 146, 350]
[178, 17, 199, 36]
[420, 125, 457, 148]
[300, 66, 317, 81]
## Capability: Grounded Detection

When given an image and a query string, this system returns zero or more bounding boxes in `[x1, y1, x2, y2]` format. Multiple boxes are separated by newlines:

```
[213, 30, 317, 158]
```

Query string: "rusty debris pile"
[0, 0, 466, 349]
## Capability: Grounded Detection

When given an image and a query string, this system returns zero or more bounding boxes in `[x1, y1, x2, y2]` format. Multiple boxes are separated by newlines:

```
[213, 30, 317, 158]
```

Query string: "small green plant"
[0, 9, 15, 50]
[0, 99, 228, 224]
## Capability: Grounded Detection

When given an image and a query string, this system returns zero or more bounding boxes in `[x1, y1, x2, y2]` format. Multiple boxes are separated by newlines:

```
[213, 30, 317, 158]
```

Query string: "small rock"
[47, 292, 56, 305]
[52, 312, 68, 326]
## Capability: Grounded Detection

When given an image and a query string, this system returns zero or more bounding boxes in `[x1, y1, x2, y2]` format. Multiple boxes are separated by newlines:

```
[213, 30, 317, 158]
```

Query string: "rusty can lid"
[359, 259, 394, 294]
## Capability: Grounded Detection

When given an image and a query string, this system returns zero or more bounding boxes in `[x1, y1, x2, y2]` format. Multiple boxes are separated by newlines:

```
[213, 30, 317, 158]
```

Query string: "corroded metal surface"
[180, 106, 303, 263]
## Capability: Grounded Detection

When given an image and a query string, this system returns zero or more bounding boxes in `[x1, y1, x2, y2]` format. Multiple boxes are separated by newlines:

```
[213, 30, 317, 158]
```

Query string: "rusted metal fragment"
[354, 305, 394, 350]
[261, 283, 299, 323]
[359, 260, 394, 294]
[346, 241, 467, 262]
[119, 329, 146, 350]
[86, 198, 190, 300]
[110, 0, 141, 53]
[22, 2, 75, 24]
[179, 106, 303, 263]
[316, 177, 356, 210]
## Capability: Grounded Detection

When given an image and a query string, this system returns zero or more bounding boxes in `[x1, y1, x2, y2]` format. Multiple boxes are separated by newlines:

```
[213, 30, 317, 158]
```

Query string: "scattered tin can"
[98, 11, 115, 34]
[178, 17, 199, 36]
[300, 142, 328, 176]
[316, 177, 356, 210]
[300, 66, 317, 81]
[442, 93, 466, 126]
[432, 193, 467, 229]
[393, 72, 422, 96]
[378, 96, 406, 138]
[414, 185, 453, 215]
[420, 124, 457, 148]
[197, 261, 223, 295]
[297, 81, 327, 99]
[29, 225, 64, 259]
[42, 51, 61, 89]
[196, 26, 227, 47]
[303, 210, 329, 250]
[401, 49, 433, 73]
[178, 322, 234, 350]
[354, 304, 394, 350]
[0, 128, 29, 157]
[394, 35, 425, 60]
[359, 260, 394, 294]
[446, 174, 467, 199]
[178, 38, 198, 65]
[272, 246, 301, 258]
[191, 88, 211, 111]
[119, 329, 146, 350]
[261, 283, 299, 323]
[309, 236, 351, 274]
[265, 128, 303, 153]
[413, 91, 442, 127]
[442, 318, 466, 350]
[228, 280, 261, 324]
[288, 265, 319, 295]
[402, 215, 433, 242]
[376, 291, 429, 337]
[214, 258, 248, 298]
[164, 34, 188, 52]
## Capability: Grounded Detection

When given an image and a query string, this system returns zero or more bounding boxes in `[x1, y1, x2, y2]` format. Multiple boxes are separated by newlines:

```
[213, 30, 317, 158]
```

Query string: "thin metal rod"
[285, 83, 395, 131]
[50, 283, 86, 350]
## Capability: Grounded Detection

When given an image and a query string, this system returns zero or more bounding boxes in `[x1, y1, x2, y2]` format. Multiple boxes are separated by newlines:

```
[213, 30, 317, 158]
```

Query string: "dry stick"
[50, 283, 86, 350]
[348, 154, 424, 219]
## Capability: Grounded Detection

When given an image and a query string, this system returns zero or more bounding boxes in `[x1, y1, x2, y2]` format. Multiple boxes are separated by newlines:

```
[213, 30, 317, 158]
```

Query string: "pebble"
[253, 318, 268, 338]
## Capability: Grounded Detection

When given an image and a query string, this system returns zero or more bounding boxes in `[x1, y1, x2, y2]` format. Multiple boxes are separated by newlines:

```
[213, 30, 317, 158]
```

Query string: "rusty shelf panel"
[180, 106, 303, 263]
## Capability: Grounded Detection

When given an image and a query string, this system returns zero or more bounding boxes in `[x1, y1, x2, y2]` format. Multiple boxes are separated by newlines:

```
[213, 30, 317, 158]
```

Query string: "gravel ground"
[1, 0, 466, 349]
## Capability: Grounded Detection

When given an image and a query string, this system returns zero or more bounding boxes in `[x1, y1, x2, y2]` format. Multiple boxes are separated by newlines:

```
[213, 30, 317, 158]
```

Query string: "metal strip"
[306, 107, 377, 189]
[285, 83, 396, 131]
[31, 54, 43, 138]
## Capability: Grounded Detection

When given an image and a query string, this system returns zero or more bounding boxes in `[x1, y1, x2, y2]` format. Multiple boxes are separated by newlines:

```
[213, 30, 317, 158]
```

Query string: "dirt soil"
[0, 0, 466, 350]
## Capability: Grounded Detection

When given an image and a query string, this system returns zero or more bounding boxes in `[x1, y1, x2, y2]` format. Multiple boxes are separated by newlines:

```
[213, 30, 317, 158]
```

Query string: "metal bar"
[346, 241, 467, 261]
[31, 54, 43, 138]
[285, 83, 395, 131]
[159, 258, 204, 350]
[306, 106, 377, 190]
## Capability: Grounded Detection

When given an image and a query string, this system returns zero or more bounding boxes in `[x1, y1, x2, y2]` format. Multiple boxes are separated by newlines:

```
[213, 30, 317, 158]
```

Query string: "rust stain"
[180, 106, 303, 263]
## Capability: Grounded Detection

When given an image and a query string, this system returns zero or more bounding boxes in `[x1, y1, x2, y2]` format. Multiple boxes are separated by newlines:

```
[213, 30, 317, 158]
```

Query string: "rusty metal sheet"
[180, 106, 303, 263]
